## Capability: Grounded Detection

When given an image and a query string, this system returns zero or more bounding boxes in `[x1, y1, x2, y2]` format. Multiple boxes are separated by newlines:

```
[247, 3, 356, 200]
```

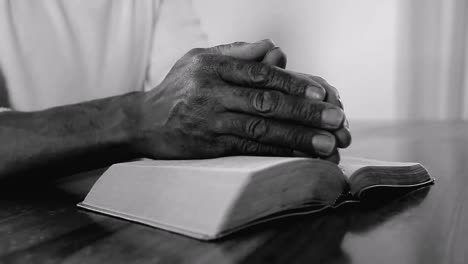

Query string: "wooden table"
[1, 121, 468, 264]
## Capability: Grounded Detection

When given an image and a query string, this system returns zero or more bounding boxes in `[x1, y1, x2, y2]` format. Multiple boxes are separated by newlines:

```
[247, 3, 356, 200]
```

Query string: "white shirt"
[0, 0, 207, 111]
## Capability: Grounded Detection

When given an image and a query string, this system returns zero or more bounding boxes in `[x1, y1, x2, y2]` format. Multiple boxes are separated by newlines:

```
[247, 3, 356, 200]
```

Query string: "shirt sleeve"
[144, 0, 208, 91]
[0, 67, 11, 110]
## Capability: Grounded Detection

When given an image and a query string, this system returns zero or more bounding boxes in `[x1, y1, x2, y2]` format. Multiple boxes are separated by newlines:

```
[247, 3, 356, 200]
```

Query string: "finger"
[261, 47, 287, 69]
[216, 87, 345, 130]
[221, 135, 294, 156]
[334, 127, 352, 148]
[216, 113, 337, 157]
[324, 151, 341, 164]
[215, 58, 326, 100]
[344, 118, 349, 129]
[302, 75, 351, 147]
[208, 39, 275, 61]
[306, 75, 343, 109]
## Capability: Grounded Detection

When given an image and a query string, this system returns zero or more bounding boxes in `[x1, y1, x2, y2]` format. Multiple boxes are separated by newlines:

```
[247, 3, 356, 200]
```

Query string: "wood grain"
[1, 121, 467, 264]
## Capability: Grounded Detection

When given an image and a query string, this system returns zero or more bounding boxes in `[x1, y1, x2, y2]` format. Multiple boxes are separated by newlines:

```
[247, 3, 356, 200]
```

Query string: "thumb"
[209, 39, 275, 60]
[262, 46, 287, 69]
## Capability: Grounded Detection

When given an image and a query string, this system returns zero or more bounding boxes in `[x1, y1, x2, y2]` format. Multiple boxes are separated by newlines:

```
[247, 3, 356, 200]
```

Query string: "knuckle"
[240, 139, 260, 153]
[288, 82, 306, 97]
[246, 63, 270, 85]
[291, 130, 308, 147]
[189, 53, 217, 74]
[245, 118, 268, 140]
[293, 103, 322, 123]
[190, 53, 209, 66]
[278, 74, 294, 93]
[251, 91, 280, 113]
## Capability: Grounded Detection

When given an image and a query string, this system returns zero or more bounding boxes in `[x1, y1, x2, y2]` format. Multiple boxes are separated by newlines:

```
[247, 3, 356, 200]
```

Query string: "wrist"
[122, 89, 176, 159]
[108, 91, 146, 158]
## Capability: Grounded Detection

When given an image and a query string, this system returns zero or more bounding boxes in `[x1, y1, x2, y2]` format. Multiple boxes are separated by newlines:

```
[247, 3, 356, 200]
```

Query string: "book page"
[339, 156, 420, 179]
[128, 156, 312, 172]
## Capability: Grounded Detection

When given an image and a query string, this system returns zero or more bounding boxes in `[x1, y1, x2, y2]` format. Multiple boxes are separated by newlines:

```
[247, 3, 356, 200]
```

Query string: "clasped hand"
[132, 40, 351, 163]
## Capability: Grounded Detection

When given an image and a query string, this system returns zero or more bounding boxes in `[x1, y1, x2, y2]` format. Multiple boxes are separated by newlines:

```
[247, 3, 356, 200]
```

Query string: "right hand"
[131, 41, 350, 161]
[260, 46, 351, 163]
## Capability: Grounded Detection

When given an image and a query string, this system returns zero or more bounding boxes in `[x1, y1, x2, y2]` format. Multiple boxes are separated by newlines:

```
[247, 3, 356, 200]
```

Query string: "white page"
[130, 156, 312, 172]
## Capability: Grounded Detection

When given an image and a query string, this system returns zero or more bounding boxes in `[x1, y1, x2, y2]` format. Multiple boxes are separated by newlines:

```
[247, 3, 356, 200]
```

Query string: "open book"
[78, 156, 433, 240]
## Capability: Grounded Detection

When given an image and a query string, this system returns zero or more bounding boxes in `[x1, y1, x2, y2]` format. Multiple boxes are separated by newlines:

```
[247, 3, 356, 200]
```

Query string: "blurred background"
[194, 0, 468, 121]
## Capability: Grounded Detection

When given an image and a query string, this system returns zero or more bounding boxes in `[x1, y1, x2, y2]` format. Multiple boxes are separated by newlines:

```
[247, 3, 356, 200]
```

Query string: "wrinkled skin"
[133, 41, 351, 162]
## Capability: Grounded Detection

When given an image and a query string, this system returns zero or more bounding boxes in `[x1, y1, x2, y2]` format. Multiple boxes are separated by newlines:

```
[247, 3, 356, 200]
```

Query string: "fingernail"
[305, 86, 325, 100]
[321, 108, 344, 129]
[312, 134, 336, 155]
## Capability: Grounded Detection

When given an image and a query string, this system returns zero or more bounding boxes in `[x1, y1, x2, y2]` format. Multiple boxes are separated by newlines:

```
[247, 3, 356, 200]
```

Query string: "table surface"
[1, 121, 468, 264]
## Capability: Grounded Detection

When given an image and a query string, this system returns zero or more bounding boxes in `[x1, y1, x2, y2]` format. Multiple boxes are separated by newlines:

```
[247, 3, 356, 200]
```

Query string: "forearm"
[0, 92, 143, 181]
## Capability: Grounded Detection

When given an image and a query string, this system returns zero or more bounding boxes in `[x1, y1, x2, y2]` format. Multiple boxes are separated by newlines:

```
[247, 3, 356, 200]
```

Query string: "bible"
[78, 156, 433, 240]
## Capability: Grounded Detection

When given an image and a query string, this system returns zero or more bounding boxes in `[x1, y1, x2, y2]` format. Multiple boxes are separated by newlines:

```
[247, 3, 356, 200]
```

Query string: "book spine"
[333, 191, 358, 207]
